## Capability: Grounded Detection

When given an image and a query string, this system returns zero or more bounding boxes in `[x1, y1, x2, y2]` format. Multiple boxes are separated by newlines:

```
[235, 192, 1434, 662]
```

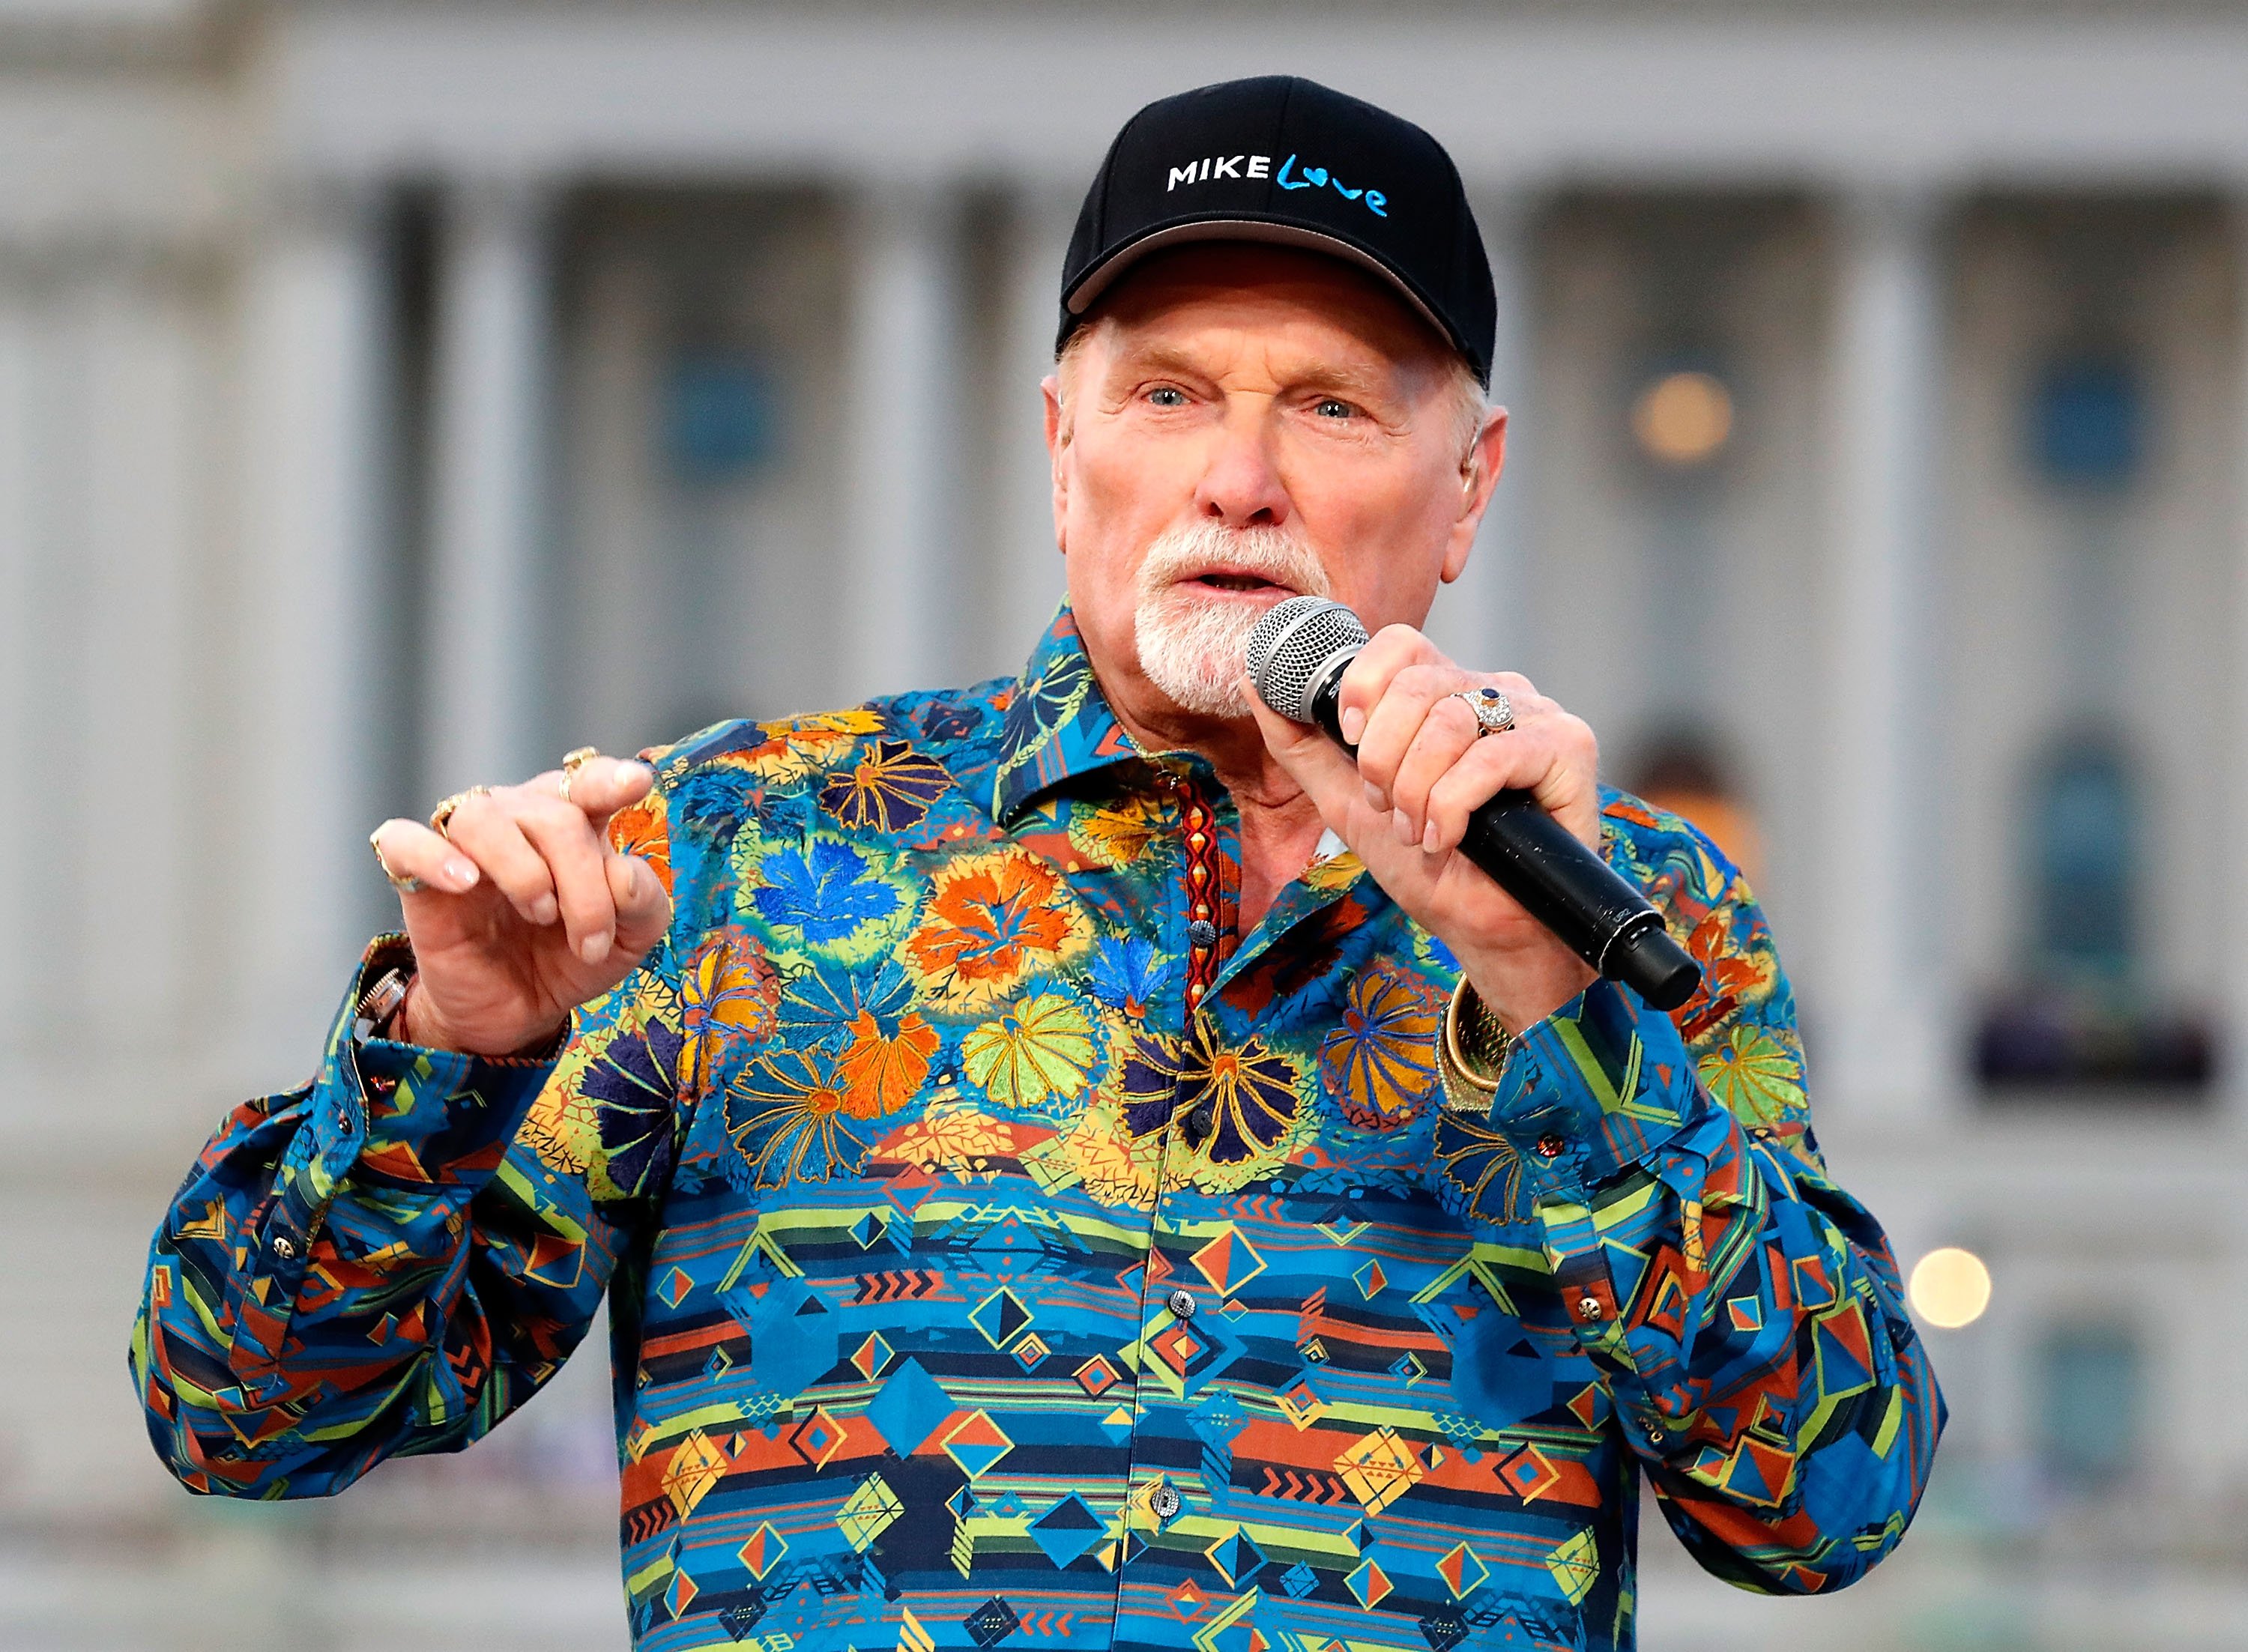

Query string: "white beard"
[1131, 522, 1331, 716]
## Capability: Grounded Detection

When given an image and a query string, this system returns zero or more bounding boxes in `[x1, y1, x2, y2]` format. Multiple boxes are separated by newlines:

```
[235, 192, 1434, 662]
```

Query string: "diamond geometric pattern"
[1026, 1492, 1107, 1569]
[837, 1474, 905, 1552]
[135, 612, 1942, 1652]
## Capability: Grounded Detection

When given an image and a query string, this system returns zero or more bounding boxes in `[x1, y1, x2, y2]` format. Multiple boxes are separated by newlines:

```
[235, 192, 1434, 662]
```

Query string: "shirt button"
[1167, 1289, 1197, 1320]
[1535, 1133, 1566, 1159]
[1187, 919, 1218, 949]
[1181, 1104, 1215, 1146]
[1149, 1485, 1182, 1520]
[1575, 1295, 1604, 1322]
[271, 1235, 297, 1262]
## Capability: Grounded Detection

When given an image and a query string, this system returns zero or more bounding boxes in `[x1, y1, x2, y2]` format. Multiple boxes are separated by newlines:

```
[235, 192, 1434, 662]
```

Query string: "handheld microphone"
[1246, 596, 1702, 1011]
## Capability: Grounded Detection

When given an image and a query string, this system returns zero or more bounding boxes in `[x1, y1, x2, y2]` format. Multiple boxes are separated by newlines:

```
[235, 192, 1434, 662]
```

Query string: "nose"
[1192, 400, 1292, 530]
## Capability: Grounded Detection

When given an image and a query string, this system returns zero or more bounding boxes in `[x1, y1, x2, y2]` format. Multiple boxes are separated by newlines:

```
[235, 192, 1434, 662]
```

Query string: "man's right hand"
[367, 757, 673, 1056]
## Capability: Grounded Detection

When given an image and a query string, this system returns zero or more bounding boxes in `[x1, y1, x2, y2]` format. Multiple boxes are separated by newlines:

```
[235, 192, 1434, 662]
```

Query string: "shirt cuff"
[1436, 975, 1705, 1198]
[265, 938, 564, 1274]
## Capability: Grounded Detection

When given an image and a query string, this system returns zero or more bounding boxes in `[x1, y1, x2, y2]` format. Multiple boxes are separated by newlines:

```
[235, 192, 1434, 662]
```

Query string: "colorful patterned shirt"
[134, 610, 1942, 1652]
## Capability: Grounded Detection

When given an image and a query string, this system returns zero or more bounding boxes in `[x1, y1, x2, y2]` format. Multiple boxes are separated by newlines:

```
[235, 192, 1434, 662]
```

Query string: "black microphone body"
[1253, 598, 1702, 1012]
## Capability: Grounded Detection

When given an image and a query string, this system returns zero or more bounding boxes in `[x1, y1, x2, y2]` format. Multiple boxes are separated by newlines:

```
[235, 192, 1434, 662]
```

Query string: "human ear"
[1043, 374, 1069, 553]
[1441, 406, 1509, 581]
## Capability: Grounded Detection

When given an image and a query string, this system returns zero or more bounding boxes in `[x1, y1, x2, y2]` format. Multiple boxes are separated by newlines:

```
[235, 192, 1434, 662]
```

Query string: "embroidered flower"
[1068, 794, 1165, 869]
[724, 1048, 871, 1189]
[904, 847, 1090, 1008]
[836, 1006, 940, 1119]
[581, 1011, 686, 1199]
[1087, 934, 1168, 1021]
[1320, 962, 1441, 1131]
[680, 928, 781, 1095]
[716, 709, 886, 787]
[751, 837, 907, 960]
[1119, 1020, 1302, 1165]
[1432, 1112, 1526, 1223]
[961, 992, 1097, 1112]
[605, 789, 673, 893]
[1698, 1024, 1804, 1128]
[819, 739, 953, 834]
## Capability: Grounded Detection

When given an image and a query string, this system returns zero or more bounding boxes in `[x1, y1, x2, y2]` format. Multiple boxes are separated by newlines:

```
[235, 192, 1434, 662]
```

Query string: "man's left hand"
[1243, 623, 1601, 1034]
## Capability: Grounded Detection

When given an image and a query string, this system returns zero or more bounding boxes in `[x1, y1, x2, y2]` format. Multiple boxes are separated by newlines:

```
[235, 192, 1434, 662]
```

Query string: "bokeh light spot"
[1908, 1247, 1992, 1329]
[1631, 369, 1734, 466]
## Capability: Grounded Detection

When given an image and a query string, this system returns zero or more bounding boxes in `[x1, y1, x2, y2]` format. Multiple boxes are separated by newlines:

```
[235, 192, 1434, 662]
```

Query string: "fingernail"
[581, 932, 612, 966]
[444, 859, 477, 887]
[1362, 781, 1387, 812]
[532, 895, 558, 926]
[1421, 819, 1440, 853]
[1393, 809, 1417, 845]
[1339, 707, 1366, 743]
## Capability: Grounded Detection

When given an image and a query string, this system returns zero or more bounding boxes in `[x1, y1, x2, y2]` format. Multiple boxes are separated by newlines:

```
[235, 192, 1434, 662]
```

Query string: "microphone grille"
[1246, 596, 1371, 723]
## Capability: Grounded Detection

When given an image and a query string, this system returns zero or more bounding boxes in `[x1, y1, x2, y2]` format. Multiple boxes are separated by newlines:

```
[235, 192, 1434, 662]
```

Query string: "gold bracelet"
[1438, 980, 1512, 1113]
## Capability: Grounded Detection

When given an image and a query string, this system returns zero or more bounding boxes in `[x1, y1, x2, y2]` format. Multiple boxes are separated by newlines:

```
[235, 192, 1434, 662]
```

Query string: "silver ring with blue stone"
[1451, 686, 1515, 736]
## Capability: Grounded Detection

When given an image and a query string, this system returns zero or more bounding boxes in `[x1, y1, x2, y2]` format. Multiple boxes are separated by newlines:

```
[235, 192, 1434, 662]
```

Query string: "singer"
[133, 76, 1941, 1650]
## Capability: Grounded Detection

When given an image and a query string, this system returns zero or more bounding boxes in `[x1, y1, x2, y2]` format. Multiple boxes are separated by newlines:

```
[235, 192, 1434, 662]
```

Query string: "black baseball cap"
[1058, 76, 1497, 387]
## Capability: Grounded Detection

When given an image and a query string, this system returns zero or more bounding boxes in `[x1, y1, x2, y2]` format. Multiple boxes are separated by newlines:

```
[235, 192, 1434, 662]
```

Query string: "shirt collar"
[990, 606, 1152, 825]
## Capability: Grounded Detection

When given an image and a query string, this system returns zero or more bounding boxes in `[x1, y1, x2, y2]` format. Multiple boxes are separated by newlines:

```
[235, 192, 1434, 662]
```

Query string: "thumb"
[608, 855, 673, 957]
[1242, 680, 1365, 818]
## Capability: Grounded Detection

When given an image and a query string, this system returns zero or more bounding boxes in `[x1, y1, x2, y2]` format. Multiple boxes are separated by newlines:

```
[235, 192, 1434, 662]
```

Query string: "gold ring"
[369, 829, 425, 894]
[559, 746, 602, 805]
[429, 785, 490, 838]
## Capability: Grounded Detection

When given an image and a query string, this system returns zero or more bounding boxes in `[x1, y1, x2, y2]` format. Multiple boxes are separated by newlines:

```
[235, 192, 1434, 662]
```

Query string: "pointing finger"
[1245, 684, 1364, 823]
[371, 819, 480, 896]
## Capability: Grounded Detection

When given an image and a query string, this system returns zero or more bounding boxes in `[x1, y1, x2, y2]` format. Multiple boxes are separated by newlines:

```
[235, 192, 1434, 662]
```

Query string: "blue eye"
[1314, 398, 1354, 419]
[1148, 387, 1188, 408]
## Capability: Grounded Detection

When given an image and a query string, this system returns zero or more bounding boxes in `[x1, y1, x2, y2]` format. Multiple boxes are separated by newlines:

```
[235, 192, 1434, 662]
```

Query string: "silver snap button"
[1575, 1295, 1603, 1322]
[1167, 1289, 1197, 1320]
[271, 1235, 297, 1262]
[1149, 1485, 1182, 1519]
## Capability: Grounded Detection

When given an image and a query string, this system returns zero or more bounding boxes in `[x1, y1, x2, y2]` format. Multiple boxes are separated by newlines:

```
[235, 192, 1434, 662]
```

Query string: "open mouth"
[1182, 570, 1293, 596]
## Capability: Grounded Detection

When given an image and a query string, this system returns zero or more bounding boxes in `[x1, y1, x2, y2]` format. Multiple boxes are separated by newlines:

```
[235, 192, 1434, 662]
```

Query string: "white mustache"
[1134, 522, 1332, 599]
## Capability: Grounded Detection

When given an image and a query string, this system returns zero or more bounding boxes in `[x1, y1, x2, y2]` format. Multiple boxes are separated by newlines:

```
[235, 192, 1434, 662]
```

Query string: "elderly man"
[135, 77, 1939, 1652]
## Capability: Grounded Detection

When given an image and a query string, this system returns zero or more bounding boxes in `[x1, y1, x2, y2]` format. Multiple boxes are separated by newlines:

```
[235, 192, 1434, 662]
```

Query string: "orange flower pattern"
[139, 608, 1940, 1652]
[905, 847, 1089, 1006]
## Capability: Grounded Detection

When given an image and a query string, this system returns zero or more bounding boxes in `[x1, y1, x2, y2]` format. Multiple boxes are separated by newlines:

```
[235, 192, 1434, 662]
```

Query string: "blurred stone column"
[427, 178, 554, 796]
[842, 184, 964, 702]
[1426, 190, 1534, 670]
[233, 181, 390, 1055]
[1820, 188, 1945, 1120]
[992, 184, 1078, 668]
[2231, 201, 2248, 1120]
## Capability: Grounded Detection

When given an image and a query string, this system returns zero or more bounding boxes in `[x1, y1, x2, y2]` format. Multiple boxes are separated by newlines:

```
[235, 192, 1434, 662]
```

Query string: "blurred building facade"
[7, 3, 2248, 1649]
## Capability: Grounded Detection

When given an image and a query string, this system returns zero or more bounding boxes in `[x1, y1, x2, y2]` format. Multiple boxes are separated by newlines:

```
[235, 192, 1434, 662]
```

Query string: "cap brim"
[1063, 219, 1458, 362]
